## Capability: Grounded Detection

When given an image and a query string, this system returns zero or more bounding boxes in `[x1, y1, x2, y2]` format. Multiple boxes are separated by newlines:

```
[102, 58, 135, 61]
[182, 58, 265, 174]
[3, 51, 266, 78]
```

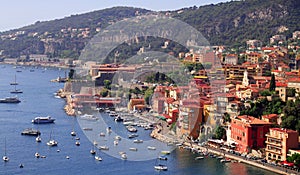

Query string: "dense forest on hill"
[0, 0, 299, 59]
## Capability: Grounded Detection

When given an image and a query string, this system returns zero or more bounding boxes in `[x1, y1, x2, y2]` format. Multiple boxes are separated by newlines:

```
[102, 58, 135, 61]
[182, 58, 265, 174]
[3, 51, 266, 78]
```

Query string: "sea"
[0, 64, 277, 175]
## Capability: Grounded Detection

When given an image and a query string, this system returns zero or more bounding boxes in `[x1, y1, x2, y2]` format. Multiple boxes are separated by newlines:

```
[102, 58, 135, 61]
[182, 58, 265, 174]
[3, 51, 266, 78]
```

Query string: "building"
[261, 114, 278, 125]
[128, 98, 146, 111]
[177, 100, 203, 140]
[265, 128, 299, 162]
[230, 115, 271, 153]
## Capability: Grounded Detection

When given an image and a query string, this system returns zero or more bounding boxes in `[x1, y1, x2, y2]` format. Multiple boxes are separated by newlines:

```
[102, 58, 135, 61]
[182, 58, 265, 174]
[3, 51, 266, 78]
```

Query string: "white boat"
[95, 155, 102, 161]
[133, 139, 143, 143]
[154, 164, 168, 171]
[106, 127, 112, 133]
[147, 146, 156, 150]
[220, 158, 231, 163]
[126, 126, 137, 132]
[35, 152, 40, 158]
[71, 131, 76, 136]
[161, 150, 171, 155]
[99, 146, 109, 150]
[75, 141, 80, 146]
[79, 114, 99, 121]
[47, 129, 58, 146]
[3, 138, 9, 162]
[115, 136, 121, 140]
[99, 132, 105, 137]
[32, 116, 55, 124]
[114, 140, 118, 145]
[121, 153, 127, 160]
[36, 135, 42, 142]
[90, 149, 96, 155]
[128, 134, 138, 138]
[195, 156, 204, 160]
[47, 139, 58, 146]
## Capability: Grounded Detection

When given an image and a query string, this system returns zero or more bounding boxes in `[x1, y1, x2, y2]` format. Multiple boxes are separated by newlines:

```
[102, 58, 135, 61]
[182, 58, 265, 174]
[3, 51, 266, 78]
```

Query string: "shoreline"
[151, 128, 295, 175]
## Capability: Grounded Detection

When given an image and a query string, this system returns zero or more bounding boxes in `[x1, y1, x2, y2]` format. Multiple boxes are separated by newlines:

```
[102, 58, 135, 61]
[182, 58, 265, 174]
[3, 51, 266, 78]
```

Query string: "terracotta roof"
[237, 115, 271, 125]
[270, 128, 298, 134]
[262, 114, 278, 119]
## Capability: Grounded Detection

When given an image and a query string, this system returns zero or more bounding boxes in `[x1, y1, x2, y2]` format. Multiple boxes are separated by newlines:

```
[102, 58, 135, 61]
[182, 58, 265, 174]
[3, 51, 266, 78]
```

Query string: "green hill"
[0, 1, 299, 59]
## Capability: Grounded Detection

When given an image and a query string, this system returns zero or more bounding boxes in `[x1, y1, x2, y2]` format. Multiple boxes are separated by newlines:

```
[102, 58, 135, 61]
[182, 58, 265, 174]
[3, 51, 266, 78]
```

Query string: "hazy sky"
[0, 0, 227, 32]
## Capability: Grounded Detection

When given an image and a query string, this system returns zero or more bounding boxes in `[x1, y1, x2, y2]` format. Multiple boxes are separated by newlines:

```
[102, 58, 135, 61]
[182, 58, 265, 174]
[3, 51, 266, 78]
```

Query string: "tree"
[214, 126, 226, 140]
[103, 80, 111, 89]
[144, 87, 154, 105]
[287, 153, 300, 166]
[269, 73, 276, 92]
[68, 69, 75, 79]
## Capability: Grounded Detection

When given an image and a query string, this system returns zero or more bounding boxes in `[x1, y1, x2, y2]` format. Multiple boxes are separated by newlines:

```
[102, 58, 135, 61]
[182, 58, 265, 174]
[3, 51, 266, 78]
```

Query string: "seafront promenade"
[150, 125, 297, 175]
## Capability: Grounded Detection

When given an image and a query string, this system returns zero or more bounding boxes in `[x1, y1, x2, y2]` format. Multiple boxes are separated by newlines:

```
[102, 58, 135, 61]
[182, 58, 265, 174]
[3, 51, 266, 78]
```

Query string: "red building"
[230, 115, 272, 153]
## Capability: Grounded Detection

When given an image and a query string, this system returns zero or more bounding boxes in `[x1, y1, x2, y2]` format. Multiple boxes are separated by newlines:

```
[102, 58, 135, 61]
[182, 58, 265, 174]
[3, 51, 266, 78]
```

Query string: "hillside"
[0, 0, 299, 59]
[171, 0, 300, 46]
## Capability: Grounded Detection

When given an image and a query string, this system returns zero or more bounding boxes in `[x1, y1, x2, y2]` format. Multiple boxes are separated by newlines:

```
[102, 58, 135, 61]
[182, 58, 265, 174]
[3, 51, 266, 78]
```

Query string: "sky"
[0, 0, 228, 32]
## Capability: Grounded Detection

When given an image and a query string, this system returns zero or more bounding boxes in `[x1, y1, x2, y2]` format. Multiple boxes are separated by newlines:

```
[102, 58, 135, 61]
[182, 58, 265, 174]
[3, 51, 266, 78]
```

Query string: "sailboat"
[10, 75, 18, 85]
[71, 117, 77, 137]
[10, 75, 23, 94]
[36, 124, 41, 142]
[3, 137, 9, 162]
[90, 141, 96, 154]
[94, 151, 102, 161]
[47, 129, 58, 147]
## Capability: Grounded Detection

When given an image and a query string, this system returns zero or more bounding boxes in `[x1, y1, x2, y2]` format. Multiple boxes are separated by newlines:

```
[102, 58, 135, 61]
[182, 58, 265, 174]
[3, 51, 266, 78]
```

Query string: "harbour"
[0, 64, 278, 175]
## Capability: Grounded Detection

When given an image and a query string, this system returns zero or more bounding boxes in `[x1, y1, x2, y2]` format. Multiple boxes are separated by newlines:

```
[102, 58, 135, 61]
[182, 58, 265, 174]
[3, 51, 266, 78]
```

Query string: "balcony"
[266, 148, 281, 155]
[265, 140, 282, 147]
[266, 134, 282, 140]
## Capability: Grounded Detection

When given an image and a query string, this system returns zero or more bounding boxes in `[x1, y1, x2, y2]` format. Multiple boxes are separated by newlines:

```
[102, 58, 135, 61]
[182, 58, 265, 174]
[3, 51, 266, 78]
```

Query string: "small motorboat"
[147, 146, 156, 150]
[35, 152, 40, 158]
[154, 164, 168, 171]
[95, 155, 102, 161]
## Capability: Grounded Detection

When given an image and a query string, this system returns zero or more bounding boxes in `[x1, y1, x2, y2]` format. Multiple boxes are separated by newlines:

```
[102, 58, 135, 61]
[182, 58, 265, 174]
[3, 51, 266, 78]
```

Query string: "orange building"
[265, 128, 299, 162]
[230, 115, 271, 153]
[128, 98, 146, 111]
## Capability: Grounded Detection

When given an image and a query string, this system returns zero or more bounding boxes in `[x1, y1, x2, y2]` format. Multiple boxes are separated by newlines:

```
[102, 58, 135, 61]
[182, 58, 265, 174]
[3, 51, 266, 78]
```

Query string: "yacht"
[21, 128, 41, 136]
[0, 97, 21, 103]
[32, 116, 55, 124]
[126, 126, 137, 132]
[79, 114, 99, 121]
[133, 139, 143, 143]
[154, 164, 168, 171]
[99, 146, 109, 150]
[47, 140, 58, 147]
[75, 141, 80, 146]
[147, 146, 156, 150]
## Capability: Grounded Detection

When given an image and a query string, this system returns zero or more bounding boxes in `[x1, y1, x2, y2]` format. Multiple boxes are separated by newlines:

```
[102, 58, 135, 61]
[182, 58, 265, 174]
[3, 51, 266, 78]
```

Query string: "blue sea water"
[0, 64, 277, 175]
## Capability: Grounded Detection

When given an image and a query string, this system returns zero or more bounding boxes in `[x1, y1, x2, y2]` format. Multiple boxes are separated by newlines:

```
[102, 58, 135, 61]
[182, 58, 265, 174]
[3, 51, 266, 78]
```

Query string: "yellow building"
[265, 128, 299, 162]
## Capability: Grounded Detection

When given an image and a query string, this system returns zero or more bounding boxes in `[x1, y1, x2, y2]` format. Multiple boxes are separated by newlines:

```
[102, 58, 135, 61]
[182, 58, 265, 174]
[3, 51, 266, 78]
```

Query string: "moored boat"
[21, 128, 41, 136]
[32, 116, 55, 124]
[154, 164, 168, 171]
[0, 97, 21, 103]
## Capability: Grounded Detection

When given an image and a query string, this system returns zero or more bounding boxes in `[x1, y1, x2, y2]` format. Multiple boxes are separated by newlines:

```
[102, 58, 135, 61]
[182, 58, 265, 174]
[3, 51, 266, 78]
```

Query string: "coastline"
[151, 127, 295, 175]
